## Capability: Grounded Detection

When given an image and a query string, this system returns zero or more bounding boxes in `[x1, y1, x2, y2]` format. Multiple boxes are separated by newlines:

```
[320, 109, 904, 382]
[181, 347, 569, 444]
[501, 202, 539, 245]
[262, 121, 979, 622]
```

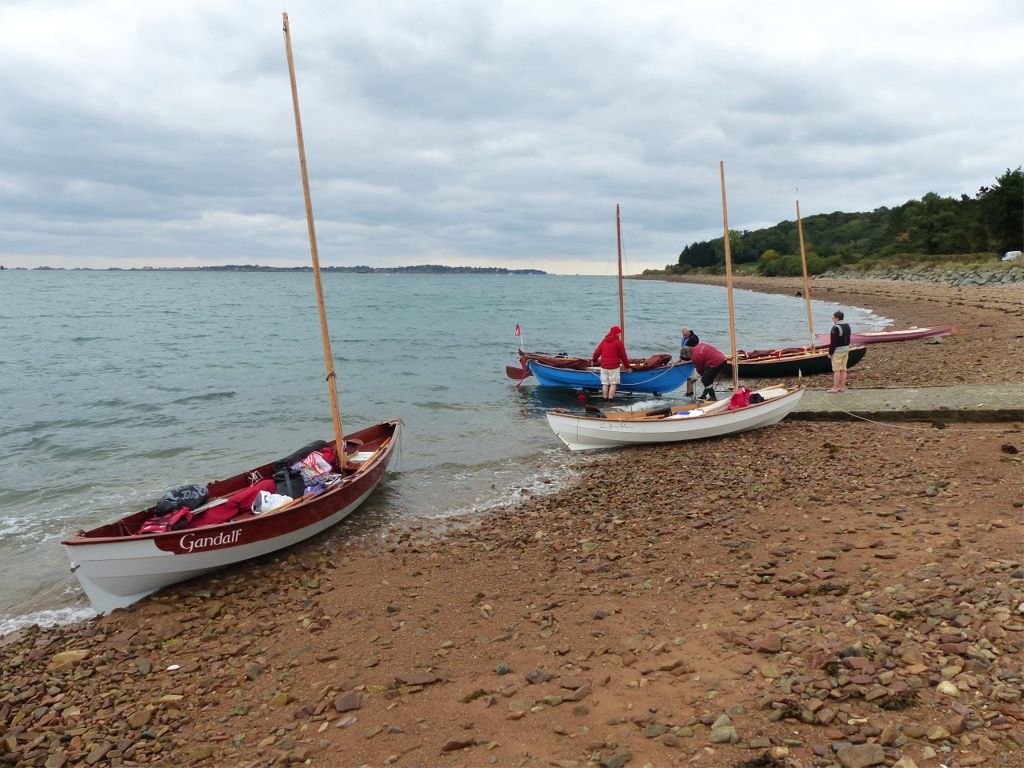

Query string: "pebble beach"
[1, 277, 1021, 768]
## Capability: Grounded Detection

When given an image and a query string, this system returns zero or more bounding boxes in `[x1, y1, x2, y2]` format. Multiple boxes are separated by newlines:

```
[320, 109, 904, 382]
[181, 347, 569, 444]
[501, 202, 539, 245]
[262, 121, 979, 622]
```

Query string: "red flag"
[514, 324, 521, 337]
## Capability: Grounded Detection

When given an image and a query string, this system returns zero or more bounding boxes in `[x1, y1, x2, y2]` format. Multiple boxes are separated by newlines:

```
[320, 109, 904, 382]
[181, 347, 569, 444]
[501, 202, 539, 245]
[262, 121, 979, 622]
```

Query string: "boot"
[701, 387, 717, 401]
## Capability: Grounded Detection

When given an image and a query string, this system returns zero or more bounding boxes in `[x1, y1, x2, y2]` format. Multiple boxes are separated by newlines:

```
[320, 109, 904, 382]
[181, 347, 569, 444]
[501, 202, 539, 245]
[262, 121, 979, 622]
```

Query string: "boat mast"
[616, 204, 625, 345]
[796, 197, 816, 348]
[282, 13, 347, 468]
[719, 162, 739, 391]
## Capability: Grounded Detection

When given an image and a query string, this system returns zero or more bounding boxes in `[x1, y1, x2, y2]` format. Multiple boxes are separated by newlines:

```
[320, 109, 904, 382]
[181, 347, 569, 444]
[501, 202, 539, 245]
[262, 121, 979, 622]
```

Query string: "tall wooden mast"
[719, 161, 739, 391]
[616, 204, 625, 345]
[796, 197, 816, 348]
[282, 13, 347, 467]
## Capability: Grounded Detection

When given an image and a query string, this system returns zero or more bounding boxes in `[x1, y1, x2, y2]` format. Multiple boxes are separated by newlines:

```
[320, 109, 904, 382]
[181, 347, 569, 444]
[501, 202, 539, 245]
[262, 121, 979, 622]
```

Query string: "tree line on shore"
[660, 167, 1022, 277]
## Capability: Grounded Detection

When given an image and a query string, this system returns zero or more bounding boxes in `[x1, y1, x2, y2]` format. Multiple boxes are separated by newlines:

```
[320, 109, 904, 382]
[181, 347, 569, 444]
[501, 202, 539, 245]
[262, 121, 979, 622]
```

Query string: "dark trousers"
[701, 362, 728, 389]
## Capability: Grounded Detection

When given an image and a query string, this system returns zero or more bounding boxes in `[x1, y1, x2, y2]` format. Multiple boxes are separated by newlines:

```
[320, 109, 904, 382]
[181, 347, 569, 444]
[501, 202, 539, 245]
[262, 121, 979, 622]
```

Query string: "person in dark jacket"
[680, 341, 729, 401]
[679, 327, 699, 357]
[592, 325, 631, 399]
[827, 310, 852, 393]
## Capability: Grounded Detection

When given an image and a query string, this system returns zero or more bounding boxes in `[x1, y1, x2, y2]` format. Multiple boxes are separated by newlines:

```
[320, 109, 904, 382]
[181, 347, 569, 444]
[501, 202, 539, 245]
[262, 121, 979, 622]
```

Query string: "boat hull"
[529, 361, 694, 394]
[815, 325, 953, 345]
[63, 420, 400, 614]
[737, 347, 865, 377]
[546, 388, 803, 451]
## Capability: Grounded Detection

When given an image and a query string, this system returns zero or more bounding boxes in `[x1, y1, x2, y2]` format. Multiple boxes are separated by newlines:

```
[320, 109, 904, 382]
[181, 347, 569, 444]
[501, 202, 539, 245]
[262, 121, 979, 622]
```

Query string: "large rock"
[440, 736, 474, 752]
[708, 725, 738, 743]
[334, 690, 360, 713]
[836, 743, 885, 768]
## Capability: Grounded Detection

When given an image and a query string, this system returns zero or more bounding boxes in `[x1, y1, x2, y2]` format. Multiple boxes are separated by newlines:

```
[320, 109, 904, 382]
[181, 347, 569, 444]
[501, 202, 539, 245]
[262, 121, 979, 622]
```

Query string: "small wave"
[69, 336, 105, 344]
[170, 392, 236, 405]
[0, 606, 97, 638]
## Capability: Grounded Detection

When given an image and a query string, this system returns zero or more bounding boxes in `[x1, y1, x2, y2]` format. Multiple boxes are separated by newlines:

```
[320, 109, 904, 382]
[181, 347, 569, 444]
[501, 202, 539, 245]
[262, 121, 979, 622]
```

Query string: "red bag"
[139, 507, 193, 534]
[186, 478, 276, 528]
[728, 387, 752, 410]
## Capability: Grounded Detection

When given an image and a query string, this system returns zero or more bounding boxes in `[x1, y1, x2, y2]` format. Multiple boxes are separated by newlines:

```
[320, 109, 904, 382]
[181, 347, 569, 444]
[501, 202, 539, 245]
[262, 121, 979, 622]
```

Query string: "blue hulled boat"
[526, 357, 694, 395]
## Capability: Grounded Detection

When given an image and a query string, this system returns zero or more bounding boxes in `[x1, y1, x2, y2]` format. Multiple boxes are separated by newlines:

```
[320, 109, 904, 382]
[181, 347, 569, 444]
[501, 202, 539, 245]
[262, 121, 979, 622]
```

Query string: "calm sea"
[0, 270, 887, 630]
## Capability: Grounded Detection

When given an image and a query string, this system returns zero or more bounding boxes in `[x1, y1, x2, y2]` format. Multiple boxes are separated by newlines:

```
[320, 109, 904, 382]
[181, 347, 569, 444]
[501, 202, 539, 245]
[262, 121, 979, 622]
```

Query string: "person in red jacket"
[680, 341, 729, 401]
[592, 325, 631, 399]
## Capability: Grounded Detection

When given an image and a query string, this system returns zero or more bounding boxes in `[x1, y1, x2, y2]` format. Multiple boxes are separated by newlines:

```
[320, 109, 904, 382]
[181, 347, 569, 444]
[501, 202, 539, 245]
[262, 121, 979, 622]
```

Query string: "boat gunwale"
[546, 386, 803, 425]
[62, 420, 400, 548]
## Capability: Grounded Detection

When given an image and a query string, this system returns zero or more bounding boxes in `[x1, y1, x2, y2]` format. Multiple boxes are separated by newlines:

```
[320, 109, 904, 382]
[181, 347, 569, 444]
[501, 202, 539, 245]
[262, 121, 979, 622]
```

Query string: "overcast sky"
[1, 1, 1020, 273]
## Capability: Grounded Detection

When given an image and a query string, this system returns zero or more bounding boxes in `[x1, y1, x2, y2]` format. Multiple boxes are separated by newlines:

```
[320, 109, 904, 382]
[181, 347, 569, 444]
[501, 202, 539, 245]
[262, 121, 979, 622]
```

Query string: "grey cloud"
[1, 1, 1021, 270]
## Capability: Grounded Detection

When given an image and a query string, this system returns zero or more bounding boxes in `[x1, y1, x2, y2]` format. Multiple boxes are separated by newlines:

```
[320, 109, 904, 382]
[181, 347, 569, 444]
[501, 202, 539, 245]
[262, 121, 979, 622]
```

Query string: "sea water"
[0, 270, 888, 629]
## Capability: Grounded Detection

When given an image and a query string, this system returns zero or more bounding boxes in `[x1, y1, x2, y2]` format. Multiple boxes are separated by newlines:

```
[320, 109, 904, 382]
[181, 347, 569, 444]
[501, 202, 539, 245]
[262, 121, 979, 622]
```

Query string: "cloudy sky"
[1, 1, 1020, 273]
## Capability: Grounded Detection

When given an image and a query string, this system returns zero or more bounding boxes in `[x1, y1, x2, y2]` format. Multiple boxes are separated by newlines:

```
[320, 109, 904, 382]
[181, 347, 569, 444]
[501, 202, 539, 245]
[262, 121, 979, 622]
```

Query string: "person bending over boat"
[680, 342, 728, 401]
[592, 325, 631, 400]
[827, 311, 852, 393]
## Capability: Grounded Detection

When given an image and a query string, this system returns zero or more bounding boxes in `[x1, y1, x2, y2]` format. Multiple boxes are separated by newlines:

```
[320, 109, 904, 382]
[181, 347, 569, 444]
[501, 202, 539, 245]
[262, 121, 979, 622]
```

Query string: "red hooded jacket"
[690, 342, 727, 374]
[592, 331, 630, 370]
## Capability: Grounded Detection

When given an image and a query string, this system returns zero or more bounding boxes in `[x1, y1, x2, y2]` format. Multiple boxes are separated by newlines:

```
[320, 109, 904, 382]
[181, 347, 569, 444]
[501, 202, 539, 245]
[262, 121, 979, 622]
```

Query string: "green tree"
[977, 167, 1023, 254]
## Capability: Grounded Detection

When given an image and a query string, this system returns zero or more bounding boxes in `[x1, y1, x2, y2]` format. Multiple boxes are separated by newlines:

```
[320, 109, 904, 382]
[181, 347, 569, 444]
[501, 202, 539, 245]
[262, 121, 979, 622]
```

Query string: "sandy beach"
[1, 279, 1022, 768]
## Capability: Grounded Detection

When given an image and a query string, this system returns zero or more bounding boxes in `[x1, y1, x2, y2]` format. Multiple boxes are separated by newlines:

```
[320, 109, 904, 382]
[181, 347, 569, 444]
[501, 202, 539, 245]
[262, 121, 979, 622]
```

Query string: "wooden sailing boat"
[545, 163, 803, 451]
[61, 14, 400, 614]
[507, 205, 694, 395]
[735, 196, 866, 377]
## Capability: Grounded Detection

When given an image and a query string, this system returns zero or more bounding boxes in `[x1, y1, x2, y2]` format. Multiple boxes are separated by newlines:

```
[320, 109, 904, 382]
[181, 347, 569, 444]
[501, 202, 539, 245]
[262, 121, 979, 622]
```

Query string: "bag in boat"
[274, 440, 331, 473]
[154, 484, 209, 516]
[252, 490, 293, 515]
[274, 467, 306, 499]
[294, 450, 334, 482]
[727, 388, 752, 410]
[139, 507, 193, 535]
[749, 392, 765, 404]
[185, 478, 277, 529]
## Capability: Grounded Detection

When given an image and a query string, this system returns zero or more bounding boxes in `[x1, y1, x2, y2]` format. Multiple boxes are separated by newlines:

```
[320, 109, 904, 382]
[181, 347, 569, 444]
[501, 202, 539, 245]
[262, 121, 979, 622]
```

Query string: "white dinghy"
[546, 385, 802, 451]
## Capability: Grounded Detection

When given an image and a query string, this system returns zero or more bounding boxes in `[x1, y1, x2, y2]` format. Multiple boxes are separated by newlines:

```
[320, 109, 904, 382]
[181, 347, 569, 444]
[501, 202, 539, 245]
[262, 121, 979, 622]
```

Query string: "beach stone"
[395, 671, 437, 686]
[127, 708, 152, 728]
[708, 725, 738, 743]
[85, 742, 112, 765]
[334, 690, 360, 713]
[49, 649, 89, 670]
[836, 743, 885, 768]
[526, 668, 552, 684]
[936, 680, 960, 697]
[44, 755, 69, 768]
[712, 714, 732, 730]
[892, 759, 919, 768]
[441, 736, 474, 752]
[496, 663, 511, 675]
[646, 723, 668, 738]
[187, 745, 215, 762]
[600, 749, 633, 768]
[136, 659, 152, 675]
[749, 737, 771, 749]
[926, 725, 950, 741]
[757, 633, 782, 654]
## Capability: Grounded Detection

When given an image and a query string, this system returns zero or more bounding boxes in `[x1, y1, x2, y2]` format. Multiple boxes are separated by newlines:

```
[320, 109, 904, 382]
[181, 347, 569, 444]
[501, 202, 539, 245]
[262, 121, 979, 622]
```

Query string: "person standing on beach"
[679, 327, 700, 357]
[827, 310, 852, 393]
[592, 325, 631, 400]
[680, 342, 728, 401]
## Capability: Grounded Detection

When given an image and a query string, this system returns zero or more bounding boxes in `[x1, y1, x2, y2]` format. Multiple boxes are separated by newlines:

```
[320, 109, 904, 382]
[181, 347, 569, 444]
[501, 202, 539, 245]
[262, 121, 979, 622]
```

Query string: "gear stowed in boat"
[63, 422, 400, 614]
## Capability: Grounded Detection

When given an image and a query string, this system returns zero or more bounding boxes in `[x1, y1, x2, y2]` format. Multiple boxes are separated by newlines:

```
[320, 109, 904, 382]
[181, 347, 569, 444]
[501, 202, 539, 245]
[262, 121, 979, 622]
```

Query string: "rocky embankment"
[818, 265, 1021, 287]
[1, 421, 1021, 768]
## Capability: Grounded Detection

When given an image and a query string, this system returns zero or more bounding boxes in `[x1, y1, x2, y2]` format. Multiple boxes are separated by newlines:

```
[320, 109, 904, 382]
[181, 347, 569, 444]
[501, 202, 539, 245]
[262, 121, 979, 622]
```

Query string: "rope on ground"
[830, 409, 1020, 433]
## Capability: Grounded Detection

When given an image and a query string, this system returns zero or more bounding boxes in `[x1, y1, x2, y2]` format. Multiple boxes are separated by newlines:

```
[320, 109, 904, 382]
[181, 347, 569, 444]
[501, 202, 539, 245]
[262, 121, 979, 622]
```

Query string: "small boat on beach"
[63, 423, 399, 614]
[815, 325, 953, 345]
[509, 352, 693, 395]
[736, 345, 866, 378]
[546, 384, 803, 451]
[62, 14, 400, 613]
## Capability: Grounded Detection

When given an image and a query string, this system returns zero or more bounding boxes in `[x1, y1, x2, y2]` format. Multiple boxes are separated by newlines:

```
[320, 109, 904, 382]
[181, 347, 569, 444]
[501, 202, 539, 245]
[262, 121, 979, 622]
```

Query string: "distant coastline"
[3, 264, 547, 275]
